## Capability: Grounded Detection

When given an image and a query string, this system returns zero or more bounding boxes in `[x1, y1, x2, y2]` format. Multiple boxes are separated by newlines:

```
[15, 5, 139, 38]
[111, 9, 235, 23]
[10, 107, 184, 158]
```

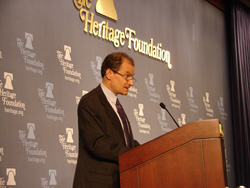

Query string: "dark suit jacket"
[73, 85, 140, 188]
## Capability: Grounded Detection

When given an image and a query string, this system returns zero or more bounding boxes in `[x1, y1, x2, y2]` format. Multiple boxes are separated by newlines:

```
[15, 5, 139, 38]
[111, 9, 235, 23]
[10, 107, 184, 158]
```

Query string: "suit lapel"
[95, 85, 126, 145]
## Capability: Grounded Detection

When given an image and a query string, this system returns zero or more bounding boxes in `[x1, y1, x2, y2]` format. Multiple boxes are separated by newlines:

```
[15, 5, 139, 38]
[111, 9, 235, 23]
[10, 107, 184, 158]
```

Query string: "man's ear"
[105, 69, 113, 80]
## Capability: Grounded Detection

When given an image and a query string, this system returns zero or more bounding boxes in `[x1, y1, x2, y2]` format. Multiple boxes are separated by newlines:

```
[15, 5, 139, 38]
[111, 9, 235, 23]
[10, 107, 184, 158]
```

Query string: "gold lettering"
[85, 0, 92, 9]
[161, 50, 166, 62]
[114, 30, 121, 47]
[146, 39, 153, 57]
[79, 9, 94, 34]
[156, 43, 162, 60]
[125, 27, 136, 49]
[108, 28, 114, 42]
[98, 21, 106, 38]
[138, 40, 147, 54]
[165, 51, 172, 69]
[73, 0, 85, 10]
[153, 46, 157, 58]
[133, 38, 139, 51]
[74, 7, 172, 69]
[105, 22, 110, 40]
[120, 32, 125, 46]
[93, 21, 99, 36]
[73, 0, 91, 10]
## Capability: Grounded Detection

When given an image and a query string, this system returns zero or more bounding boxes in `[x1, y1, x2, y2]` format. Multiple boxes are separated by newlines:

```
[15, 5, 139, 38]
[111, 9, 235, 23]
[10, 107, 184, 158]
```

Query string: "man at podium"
[73, 52, 140, 188]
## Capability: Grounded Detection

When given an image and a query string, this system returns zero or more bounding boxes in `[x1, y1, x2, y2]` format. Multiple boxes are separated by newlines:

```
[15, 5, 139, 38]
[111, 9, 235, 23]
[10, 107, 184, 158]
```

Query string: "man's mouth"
[124, 86, 129, 90]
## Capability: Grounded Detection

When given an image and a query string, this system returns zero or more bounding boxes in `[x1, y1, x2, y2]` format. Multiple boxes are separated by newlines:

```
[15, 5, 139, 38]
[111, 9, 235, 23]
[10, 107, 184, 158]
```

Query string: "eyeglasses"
[112, 70, 137, 82]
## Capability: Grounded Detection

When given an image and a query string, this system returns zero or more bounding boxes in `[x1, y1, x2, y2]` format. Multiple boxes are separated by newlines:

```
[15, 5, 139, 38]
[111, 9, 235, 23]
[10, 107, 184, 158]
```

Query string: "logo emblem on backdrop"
[127, 86, 138, 99]
[25, 32, 33, 50]
[0, 50, 2, 59]
[224, 149, 231, 173]
[38, 82, 65, 122]
[49, 170, 57, 186]
[41, 169, 58, 187]
[64, 45, 72, 61]
[16, 32, 44, 75]
[96, 0, 118, 21]
[1, 72, 26, 116]
[170, 80, 175, 92]
[203, 92, 214, 117]
[145, 73, 160, 103]
[76, 90, 89, 104]
[27, 123, 36, 139]
[157, 109, 172, 133]
[186, 86, 199, 113]
[177, 113, 186, 126]
[57, 45, 82, 84]
[205, 92, 209, 103]
[90, 56, 103, 83]
[149, 73, 154, 86]
[59, 128, 78, 165]
[217, 97, 228, 120]
[166, 80, 181, 109]
[4, 72, 13, 90]
[189, 87, 193, 98]
[19, 123, 47, 164]
[138, 104, 144, 116]
[6, 168, 16, 186]
[161, 109, 166, 121]
[66, 128, 74, 143]
[134, 103, 151, 135]
[46, 82, 54, 99]
[0, 148, 4, 162]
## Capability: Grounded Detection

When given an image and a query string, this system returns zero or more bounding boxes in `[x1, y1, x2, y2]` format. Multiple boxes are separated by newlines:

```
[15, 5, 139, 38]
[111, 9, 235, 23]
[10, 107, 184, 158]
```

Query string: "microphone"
[159, 102, 180, 128]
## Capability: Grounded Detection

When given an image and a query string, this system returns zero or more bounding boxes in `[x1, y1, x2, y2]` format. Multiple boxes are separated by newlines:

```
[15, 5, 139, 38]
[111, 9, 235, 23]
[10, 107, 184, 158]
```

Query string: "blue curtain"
[229, 0, 250, 187]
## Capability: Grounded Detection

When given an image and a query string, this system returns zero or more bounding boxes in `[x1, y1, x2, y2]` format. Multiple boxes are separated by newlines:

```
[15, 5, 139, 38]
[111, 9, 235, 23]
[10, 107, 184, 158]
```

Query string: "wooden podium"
[119, 119, 228, 188]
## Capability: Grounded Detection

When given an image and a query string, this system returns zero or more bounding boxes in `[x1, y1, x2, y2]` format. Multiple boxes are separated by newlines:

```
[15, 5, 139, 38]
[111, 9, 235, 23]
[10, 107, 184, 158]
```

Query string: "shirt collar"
[101, 83, 117, 105]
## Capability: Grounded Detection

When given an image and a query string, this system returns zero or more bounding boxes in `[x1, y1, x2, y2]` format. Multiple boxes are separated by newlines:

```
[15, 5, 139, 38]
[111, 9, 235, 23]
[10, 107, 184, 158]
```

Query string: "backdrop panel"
[0, 0, 235, 187]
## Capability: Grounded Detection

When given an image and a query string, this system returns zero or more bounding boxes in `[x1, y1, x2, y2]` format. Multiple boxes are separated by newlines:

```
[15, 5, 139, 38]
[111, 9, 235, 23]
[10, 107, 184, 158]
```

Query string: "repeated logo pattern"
[145, 73, 160, 103]
[186, 87, 199, 113]
[41, 169, 57, 188]
[166, 80, 181, 109]
[57, 45, 82, 84]
[0, 0, 232, 187]
[16, 32, 45, 75]
[134, 103, 151, 135]
[0, 72, 26, 116]
[203, 92, 214, 117]
[18, 123, 47, 164]
[90, 56, 102, 83]
[38, 82, 65, 122]
[58, 128, 78, 165]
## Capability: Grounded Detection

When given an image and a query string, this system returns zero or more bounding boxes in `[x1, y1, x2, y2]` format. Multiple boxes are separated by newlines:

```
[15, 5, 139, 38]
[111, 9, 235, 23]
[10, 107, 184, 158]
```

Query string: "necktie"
[116, 99, 132, 148]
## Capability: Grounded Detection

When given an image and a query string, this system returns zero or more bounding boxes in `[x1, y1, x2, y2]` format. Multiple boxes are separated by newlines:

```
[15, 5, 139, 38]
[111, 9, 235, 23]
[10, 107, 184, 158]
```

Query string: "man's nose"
[128, 79, 134, 86]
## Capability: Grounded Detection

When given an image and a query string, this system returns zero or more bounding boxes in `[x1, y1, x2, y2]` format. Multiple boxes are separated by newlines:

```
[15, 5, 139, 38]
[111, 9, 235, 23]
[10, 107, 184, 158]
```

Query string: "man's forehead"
[121, 66, 134, 75]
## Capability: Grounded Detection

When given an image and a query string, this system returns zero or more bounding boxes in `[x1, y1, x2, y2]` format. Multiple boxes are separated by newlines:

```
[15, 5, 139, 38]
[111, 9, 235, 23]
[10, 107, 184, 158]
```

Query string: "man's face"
[109, 58, 134, 96]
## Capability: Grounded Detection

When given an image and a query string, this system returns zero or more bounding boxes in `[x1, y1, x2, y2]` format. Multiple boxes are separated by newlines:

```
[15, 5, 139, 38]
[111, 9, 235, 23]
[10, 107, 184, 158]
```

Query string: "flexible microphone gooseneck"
[159, 102, 180, 128]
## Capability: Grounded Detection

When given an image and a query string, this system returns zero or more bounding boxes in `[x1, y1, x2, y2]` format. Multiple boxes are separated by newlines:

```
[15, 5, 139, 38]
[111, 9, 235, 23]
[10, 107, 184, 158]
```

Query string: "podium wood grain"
[119, 119, 227, 188]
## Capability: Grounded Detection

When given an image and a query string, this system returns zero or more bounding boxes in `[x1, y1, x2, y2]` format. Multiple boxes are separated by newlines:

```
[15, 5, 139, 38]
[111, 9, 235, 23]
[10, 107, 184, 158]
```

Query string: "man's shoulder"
[79, 85, 103, 106]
